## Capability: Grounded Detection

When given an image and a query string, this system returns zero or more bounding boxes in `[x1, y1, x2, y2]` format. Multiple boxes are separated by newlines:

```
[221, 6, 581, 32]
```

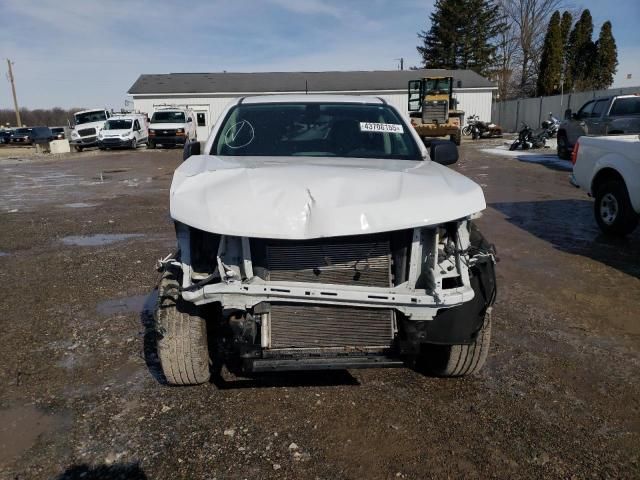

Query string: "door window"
[197, 113, 206, 127]
[609, 97, 640, 116]
[407, 80, 422, 112]
[577, 101, 595, 119]
[591, 100, 608, 118]
[133, 120, 140, 131]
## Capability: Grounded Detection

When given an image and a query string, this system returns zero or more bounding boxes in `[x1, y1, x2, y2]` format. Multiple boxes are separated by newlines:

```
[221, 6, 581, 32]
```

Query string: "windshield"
[15, 128, 31, 134]
[75, 111, 107, 125]
[212, 102, 421, 160]
[425, 78, 451, 95]
[151, 111, 185, 123]
[51, 127, 64, 133]
[104, 119, 132, 130]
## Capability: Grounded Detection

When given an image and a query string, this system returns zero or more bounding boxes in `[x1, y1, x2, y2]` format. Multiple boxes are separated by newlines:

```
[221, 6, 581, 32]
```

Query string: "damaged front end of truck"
[155, 154, 496, 385]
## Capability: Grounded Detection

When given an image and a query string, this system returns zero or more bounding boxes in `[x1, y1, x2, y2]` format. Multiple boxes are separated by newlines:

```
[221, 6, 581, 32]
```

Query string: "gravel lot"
[0, 143, 638, 479]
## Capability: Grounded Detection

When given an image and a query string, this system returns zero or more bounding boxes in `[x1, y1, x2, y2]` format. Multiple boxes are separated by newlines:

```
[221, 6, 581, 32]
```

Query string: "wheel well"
[591, 167, 625, 194]
[608, 130, 624, 135]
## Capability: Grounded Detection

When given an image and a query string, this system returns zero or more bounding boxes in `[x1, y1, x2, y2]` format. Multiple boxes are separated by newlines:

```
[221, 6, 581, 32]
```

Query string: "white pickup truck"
[572, 134, 640, 236]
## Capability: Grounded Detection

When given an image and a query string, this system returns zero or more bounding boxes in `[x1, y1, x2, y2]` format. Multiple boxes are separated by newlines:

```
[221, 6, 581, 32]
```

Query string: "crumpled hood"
[170, 155, 486, 239]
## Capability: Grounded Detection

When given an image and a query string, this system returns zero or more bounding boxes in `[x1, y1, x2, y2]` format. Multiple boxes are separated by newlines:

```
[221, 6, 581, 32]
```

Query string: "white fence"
[492, 86, 640, 132]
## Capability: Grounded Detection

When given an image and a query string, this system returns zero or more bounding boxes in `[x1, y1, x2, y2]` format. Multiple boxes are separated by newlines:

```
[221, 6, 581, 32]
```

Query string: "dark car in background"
[10, 127, 54, 145]
[558, 94, 640, 159]
[10, 128, 33, 144]
[30, 127, 54, 144]
[0, 130, 12, 144]
[51, 127, 65, 140]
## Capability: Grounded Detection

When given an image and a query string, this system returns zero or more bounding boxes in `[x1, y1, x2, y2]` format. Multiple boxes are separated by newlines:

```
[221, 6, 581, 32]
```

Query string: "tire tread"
[423, 311, 492, 377]
[156, 266, 210, 385]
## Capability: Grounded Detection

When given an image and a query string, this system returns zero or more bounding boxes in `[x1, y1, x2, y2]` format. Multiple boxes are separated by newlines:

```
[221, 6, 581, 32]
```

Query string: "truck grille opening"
[248, 233, 408, 350]
[269, 304, 394, 349]
[259, 236, 392, 287]
[78, 128, 96, 137]
[155, 129, 176, 137]
[422, 102, 448, 124]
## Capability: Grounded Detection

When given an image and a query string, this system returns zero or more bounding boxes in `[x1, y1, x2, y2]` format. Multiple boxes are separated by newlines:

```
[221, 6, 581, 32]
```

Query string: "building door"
[194, 110, 210, 141]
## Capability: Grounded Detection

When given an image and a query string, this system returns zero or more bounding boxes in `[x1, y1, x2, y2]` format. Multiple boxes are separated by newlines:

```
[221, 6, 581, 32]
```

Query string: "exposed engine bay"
[159, 219, 496, 372]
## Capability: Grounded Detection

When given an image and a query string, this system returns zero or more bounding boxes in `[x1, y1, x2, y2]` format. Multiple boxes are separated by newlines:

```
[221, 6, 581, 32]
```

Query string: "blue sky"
[0, 0, 638, 109]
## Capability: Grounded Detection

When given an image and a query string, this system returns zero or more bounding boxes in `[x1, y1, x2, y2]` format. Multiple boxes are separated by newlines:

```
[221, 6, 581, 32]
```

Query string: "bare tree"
[0, 108, 84, 128]
[493, 21, 520, 100]
[497, 0, 566, 98]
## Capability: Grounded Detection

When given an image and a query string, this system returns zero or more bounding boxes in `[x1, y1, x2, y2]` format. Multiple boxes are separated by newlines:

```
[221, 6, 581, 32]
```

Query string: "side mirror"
[564, 108, 572, 120]
[183, 140, 200, 161]
[187, 117, 193, 122]
[429, 140, 458, 166]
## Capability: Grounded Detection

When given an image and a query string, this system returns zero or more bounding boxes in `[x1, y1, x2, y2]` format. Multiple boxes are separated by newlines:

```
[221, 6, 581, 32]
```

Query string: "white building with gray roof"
[128, 69, 496, 140]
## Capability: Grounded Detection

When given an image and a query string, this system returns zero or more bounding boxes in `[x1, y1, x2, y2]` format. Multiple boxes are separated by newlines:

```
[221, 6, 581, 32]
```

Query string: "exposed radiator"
[265, 239, 391, 287]
[269, 304, 394, 349]
[422, 102, 448, 124]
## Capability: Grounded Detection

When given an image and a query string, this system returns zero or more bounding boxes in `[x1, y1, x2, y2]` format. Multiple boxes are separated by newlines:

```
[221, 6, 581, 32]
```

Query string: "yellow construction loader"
[408, 76, 463, 145]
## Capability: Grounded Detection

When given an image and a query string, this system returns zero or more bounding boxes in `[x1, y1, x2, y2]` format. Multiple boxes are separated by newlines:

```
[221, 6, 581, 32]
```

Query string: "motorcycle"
[462, 114, 503, 139]
[541, 112, 560, 138]
[509, 122, 549, 150]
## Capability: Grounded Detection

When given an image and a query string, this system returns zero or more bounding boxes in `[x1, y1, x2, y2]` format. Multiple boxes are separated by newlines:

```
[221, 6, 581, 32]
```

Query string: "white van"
[98, 114, 149, 149]
[148, 106, 196, 149]
[69, 108, 111, 152]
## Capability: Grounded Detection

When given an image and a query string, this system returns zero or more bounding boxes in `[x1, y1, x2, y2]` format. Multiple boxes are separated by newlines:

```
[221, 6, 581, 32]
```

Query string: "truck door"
[194, 111, 210, 141]
[567, 100, 594, 144]
[588, 99, 609, 135]
[133, 119, 141, 142]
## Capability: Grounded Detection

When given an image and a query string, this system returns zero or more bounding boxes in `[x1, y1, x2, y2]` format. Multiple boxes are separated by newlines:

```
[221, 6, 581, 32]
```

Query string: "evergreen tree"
[536, 11, 563, 96]
[417, 0, 462, 70]
[417, 0, 504, 76]
[560, 11, 572, 46]
[559, 11, 572, 90]
[567, 9, 595, 91]
[592, 21, 618, 90]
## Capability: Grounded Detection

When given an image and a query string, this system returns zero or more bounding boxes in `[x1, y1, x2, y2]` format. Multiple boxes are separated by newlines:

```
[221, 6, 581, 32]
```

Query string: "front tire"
[594, 179, 639, 236]
[462, 125, 472, 136]
[74, 145, 83, 152]
[420, 311, 492, 377]
[147, 140, 155, 149]
[156, 265, 211, 385]
[450, 130, 461, 146]
[130, 138, 137, 149]
[509, 140, 519, 151]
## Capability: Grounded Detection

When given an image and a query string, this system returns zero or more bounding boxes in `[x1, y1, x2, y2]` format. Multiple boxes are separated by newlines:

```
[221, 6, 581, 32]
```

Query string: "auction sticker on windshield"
[360, 122, 404, 133]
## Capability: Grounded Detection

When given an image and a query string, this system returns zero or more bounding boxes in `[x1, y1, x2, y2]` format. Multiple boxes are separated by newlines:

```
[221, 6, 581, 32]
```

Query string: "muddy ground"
[0, 143, 638, 479]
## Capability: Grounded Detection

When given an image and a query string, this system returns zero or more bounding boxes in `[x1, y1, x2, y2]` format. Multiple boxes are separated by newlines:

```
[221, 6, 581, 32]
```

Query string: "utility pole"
[6, 59, 21, 127]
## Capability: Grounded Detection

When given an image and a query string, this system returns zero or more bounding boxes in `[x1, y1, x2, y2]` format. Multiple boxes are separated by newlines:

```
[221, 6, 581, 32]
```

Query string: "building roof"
[128, 69, 495, 95]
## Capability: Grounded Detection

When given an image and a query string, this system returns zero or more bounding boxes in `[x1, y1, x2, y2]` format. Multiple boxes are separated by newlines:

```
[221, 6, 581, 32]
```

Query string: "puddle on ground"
[0, 405, 64, 465]
[96, 293, 156, 316]
[61, 202, 98, 209]
[0, 252, 9, 257]
[61, 233, 144, 246]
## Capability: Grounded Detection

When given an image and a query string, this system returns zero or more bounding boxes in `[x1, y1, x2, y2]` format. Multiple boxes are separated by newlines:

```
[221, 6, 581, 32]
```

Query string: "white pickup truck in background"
[572, 135, 640, 236]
